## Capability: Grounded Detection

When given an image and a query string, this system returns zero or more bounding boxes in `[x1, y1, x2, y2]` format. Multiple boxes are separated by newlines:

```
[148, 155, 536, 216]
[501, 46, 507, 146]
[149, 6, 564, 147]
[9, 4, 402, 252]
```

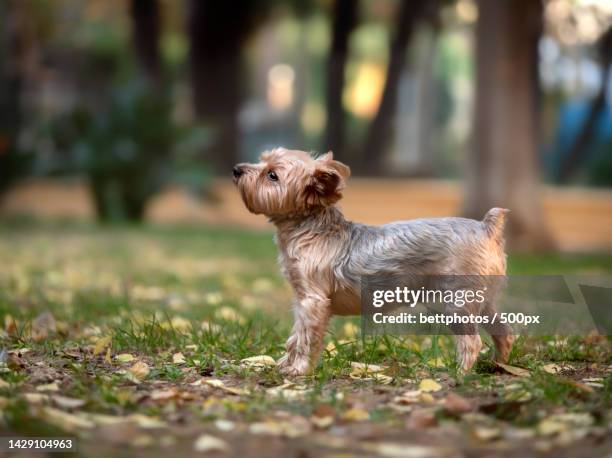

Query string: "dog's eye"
[267, 170, 279, 181]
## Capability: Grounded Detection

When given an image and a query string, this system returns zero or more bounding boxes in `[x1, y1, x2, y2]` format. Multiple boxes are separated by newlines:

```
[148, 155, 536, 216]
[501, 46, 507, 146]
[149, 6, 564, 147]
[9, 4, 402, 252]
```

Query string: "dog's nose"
[232, 166, 244, 178]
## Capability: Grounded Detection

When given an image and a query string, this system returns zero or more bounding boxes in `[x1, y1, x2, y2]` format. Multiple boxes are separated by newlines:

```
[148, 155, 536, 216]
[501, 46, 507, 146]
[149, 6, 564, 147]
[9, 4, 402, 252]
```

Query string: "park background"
[1, 0, 611, 251]
[0, 1, 612, 457]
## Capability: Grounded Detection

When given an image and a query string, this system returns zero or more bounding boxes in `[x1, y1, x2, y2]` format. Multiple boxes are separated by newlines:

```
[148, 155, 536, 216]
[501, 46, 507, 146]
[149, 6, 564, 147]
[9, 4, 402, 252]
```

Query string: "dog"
[233, 147, 513, 375]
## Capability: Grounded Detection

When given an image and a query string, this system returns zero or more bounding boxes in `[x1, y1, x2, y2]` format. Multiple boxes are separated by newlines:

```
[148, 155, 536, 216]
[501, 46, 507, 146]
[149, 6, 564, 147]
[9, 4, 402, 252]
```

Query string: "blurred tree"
[323, 0, 358, 162]
[130, 0, 163, 86]
[464, 0, 553, 251]
[0, 0, 34, 198]
[362, 0, 428, 173]
[557, 27, 612, 183]
[188, 0, 261, 173]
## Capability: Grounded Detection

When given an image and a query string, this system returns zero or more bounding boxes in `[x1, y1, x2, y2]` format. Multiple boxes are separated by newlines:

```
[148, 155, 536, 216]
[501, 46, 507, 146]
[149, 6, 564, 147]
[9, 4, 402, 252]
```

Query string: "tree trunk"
[188, 0, 254, 174]
[0, 0, 35, 197]
[130, 0, 162, 86]
[464, 0, 553, 251]
[557, 27, 612, 182]
[323, 0, 357, 162]
[362, 0, 426, 174]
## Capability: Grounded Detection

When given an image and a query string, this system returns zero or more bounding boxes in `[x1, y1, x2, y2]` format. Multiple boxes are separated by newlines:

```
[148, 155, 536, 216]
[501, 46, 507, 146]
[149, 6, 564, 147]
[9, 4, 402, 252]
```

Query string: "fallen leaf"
[168, 316, 192, 332]
[128, 414, 167, 429]
[503, 427, 536, 440]
[201, 321, 222, 333]
[32, 311, 57, 342]
[93, 336, 112, 356]
[342, 407, 370, 422]
[419, 379, 442, 393]
[150, 389, 179, 401]
[214, 419, 235, 432]
[172, 352, 186, 365]
[426, 357, 446, 368]
[215, 307, 246, 324]
[542, 363, 564, 374]
[41, 407, 95, 431]
[582, 377, 604, 389]
[267, 382, 312, 401]
[203, 378, 249, 396]
[128, 362, 150, 381]
[104, 348, 112, 364]
[115, 353, 135, 363]
[560, 378, 594, 394]
[343, 322, 359, 338]
[7, 348, 31, 356]
[193, 434, 229, 453]
[36, 382, 60, 392]
[406, 409, 437, 429]
[360, 442, 454, 458]
[241, 355, 276, 369]
[473, 426, 501, 441]
[5, 315, 17, 335]
[350, 362, 384, 374]
[495, 362, 530, 377]
[23, 393, 50, 404]
[311, 415, 334, 429]
[444, 393, 473, 414]
[52, 395, 86, 409]
[249, 418, 310, 438]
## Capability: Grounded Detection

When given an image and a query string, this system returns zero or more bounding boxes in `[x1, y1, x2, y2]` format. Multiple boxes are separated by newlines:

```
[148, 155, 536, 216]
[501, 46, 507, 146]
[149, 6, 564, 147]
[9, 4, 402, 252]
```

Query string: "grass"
[0, 222, 611, 456]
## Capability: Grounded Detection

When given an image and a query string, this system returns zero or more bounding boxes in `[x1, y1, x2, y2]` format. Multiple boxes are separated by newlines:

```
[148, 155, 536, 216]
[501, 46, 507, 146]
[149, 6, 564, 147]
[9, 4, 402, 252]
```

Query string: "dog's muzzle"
[232, 165, 244, 182]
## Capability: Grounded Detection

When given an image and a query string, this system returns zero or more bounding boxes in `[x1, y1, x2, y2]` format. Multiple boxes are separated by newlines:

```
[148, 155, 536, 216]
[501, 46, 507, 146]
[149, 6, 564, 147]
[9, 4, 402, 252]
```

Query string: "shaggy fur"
[233, 148, 513, 375]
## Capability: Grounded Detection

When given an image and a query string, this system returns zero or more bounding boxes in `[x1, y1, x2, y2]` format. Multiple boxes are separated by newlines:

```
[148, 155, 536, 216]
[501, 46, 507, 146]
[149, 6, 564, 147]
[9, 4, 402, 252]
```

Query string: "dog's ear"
[317, 151, 351, 181]
[305, 152, 350, 207]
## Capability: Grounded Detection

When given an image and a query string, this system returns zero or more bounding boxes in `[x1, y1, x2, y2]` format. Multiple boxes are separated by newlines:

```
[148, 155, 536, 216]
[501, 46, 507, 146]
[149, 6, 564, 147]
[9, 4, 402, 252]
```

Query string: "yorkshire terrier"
[233, 148, 513, 375]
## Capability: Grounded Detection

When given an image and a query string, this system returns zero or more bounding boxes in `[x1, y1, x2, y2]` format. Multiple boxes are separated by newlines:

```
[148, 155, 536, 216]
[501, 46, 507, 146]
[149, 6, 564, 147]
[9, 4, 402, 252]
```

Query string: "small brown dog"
[233, 148, 513, 375]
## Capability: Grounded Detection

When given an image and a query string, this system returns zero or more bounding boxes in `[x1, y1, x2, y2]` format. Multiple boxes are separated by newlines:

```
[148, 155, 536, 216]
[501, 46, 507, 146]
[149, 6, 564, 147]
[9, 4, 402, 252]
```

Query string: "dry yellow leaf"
[51, 395, 86, 409]
[116, 353, 135, 363]
[36, 382, 60, 392]
[172, 352, 186, 364]
[495, 362, 530, 377]
[542, 363, 563, 374]
[150, 389, 179, 401]
[241, 355, 276, 369]
[215, 307, 246, 324]
[350, 361, 385, 374]
[193, 434, 229, 453]
[92, 336, 112, 356]
[342, 407, 370, 422]
[418, 379, 442, 392]
[169, 316, 191, 332]
[23, 393, 49, 404]
[203, 378, 249, 396]
[128, 361, 150, 381]
[473, 426, 501, 441]
[343, 322, 359, 338]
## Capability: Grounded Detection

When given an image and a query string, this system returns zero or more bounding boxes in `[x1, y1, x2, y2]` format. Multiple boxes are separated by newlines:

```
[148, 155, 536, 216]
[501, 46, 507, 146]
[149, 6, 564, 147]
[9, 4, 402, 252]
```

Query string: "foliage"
[36, 81, 209, 222]
[0, 224, 610, 455]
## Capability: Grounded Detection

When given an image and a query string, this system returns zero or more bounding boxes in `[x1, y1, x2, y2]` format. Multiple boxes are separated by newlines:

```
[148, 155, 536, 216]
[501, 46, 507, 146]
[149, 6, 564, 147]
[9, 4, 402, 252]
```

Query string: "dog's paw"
[276, 354, 311, 376]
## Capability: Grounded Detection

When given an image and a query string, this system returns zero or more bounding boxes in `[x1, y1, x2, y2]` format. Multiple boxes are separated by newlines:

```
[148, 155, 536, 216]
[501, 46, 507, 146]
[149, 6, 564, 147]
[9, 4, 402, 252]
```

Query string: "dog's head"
[232, 148, 350, 218]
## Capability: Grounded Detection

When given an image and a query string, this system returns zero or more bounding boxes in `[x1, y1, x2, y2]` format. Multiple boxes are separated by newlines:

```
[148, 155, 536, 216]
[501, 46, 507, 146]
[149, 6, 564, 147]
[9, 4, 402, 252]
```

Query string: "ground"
[0, 222, 610, 457]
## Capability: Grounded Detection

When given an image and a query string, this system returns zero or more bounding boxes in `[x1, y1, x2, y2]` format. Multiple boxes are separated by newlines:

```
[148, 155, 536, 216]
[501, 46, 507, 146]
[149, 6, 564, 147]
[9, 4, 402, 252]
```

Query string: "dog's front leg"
[277, 295, 331, 376]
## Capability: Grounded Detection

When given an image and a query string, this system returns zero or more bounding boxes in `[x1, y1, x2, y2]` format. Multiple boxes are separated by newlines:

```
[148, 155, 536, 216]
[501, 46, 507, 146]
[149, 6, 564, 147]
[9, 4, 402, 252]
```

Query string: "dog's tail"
[482, 207, 510, 242]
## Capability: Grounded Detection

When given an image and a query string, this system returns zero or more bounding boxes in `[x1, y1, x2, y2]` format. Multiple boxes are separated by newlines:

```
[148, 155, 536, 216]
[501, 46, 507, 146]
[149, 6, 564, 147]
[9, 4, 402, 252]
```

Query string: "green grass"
[0, 222, 610, 454]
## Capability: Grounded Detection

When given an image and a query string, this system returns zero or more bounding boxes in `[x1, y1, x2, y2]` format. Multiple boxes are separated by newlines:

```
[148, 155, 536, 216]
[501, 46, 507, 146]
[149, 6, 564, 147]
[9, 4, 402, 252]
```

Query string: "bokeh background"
[1, 0, 611, 252]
